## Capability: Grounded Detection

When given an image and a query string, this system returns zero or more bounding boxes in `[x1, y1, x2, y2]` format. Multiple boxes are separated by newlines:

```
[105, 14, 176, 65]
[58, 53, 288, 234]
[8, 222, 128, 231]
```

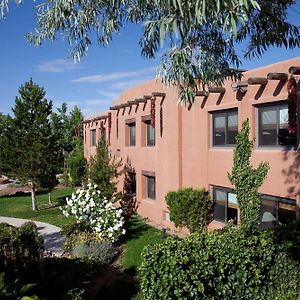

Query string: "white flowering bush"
[60, 183, 125, 242]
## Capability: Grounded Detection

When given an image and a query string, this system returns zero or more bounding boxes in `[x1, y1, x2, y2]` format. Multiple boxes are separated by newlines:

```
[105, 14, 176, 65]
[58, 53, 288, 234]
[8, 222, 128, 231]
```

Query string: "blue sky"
[1, 1, 300, 117]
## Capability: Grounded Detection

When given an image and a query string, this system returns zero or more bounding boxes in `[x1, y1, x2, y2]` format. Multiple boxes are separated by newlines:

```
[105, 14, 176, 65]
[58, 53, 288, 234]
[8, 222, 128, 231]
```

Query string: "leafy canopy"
[1, 0, 300, 103]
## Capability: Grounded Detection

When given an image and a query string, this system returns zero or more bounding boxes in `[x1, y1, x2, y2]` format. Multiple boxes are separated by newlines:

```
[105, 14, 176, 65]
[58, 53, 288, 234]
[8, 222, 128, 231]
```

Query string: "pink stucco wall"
[84, 57, 300, 232]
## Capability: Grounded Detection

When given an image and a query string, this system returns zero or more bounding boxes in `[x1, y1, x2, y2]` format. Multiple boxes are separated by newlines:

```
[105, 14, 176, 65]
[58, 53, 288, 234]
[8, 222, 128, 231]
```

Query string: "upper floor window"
[146, 121, 155, 146]
[212, 109, 238, 146]
[258, 104, 297, 147]
[91, 129, 96, 146]
[212, 186, 238, 224]
[142, 116, 155, 147]
[126, 120, 136, 147]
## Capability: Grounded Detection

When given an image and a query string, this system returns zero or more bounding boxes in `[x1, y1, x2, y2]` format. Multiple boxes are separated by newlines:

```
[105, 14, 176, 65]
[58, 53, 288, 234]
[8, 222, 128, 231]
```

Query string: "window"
[212, 109, 238, 146]
[258, 104, 297, 146]
[127, 171, 136, 195]
[212, 187, 238, 224]
[146, 121, 155, 146]
[146, 176, 156, 199]
[142, 116, 155, 147]
[142, 171, 156, 200]
[260, 194, 297, 229]
[126, 122, 136, 146]
[91, 129, 96, 146]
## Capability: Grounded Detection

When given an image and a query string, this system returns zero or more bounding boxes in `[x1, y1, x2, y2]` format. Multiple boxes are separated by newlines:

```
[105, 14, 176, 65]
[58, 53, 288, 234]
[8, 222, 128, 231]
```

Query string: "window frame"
[257, 102, 297, 148]
[126, 122, 136, 147]
[90, 129, 96, 147]
[142, 170, 156, 200]
[211, 108, 238, 147]
[212, 186, 238, 224]
[146, 121, 155, 146]
[260, 194, 297, 227]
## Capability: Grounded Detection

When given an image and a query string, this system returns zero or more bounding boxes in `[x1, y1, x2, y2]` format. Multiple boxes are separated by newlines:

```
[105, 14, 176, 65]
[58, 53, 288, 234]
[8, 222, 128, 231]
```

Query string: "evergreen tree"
[4, 79, 56, 211]
[89, 137, 123, 200]
[68, 140, 87, 187]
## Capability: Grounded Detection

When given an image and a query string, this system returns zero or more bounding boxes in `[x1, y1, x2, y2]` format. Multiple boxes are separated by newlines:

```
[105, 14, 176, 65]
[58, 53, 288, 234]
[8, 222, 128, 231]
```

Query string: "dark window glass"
[213, 187, 238, 224]
[129, 172, 136, 195]
[91, 130, 96, 146]
[128, 123, 136, 146]
[212, 109, 238, 146]
[260, 195, 297, 229]
[147, 176, 155, 199]
[258, 104, 296, 146]
[146, 122, 155, 146]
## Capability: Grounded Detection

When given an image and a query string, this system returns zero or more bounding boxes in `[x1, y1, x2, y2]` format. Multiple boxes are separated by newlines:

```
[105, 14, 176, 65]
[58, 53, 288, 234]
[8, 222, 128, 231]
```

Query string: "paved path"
[0, 216, 65, 256]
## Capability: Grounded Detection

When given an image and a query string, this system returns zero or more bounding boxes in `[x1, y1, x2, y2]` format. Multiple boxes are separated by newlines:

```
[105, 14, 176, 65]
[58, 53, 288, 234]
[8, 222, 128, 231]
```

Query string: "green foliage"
[68, 141, 87, 187]
[50, 103, 83, 175]
[0, 222, 44, 263]
[0, 79, 57, 210]
[1, 0, 298, 103]
[88, 137, 123, 199]
[139, 225, 300, 299]
[228, 119, 269, 228]
[166, 187, 211, 232]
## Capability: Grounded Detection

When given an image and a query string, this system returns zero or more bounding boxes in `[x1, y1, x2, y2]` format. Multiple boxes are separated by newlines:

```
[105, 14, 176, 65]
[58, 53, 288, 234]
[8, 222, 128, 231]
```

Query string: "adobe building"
[83, 57, 300, 232]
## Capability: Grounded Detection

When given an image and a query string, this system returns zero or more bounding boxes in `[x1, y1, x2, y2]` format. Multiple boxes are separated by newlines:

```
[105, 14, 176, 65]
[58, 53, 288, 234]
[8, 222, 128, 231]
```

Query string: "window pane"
[214, 201, 226, 222]
[278, 202, 297, 224]
[228, 192, 237, 204]
[278, 106, 297, 146]
[260, 199, 278, 229]
[213, 189, 226, 222]
[259, 108, 277, 145]
[147, 123, 155, 146]
[147, 176, 155, 199]
[91, 130, 96, 146]
[227, 207, 238, 225]
[213, 115, 225, 145]
[129, 124, 136, 146]
[227, 112, 238, 144]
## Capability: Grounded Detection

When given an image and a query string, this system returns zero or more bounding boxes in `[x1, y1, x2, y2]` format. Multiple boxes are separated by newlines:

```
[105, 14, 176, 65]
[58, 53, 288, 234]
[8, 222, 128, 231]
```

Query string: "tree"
[68, 141, 87, 187]
[88, 137, 123, 200]
[2, 0, 299, 103]
[0, 79, 56, 211]
[50, 104, 83, 180]
[228, 119, 269, 228]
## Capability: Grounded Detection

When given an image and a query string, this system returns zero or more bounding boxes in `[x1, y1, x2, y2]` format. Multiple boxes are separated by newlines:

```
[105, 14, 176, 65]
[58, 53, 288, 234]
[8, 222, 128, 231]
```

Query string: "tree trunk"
[48, 191, 53, 206]
[31, 183, 37, 211]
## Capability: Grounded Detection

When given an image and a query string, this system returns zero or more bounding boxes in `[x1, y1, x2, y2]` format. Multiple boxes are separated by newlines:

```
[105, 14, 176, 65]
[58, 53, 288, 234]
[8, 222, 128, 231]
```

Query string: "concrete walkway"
[0, 216, 65, 256]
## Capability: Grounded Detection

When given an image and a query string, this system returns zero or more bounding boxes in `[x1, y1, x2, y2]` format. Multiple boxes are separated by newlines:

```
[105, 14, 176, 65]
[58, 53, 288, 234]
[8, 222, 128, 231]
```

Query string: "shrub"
[0, 222, 43, 262]
[72, 238, 117, 266]
[139, 225, 300, 300]
[166, 187, 211, 232]
[60, 183, 125, 242]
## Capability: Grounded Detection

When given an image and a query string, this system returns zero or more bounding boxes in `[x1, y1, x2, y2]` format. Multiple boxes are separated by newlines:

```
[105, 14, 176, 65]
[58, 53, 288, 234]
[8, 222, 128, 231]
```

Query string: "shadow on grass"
[121, 216, 153, 243]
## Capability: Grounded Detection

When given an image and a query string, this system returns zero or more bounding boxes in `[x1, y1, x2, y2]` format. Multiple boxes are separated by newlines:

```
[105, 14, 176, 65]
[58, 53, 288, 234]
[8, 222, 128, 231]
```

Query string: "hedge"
[139, 225, 300, 299]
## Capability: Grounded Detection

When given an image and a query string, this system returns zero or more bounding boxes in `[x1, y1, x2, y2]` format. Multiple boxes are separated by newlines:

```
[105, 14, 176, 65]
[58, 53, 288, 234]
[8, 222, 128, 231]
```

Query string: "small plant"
[60, 183, 125, 242]
[166, 187, 211, 232]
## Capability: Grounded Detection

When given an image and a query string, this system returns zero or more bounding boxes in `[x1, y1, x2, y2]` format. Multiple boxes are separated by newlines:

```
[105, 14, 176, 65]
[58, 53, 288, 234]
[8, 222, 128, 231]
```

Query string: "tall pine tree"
[89, 137, 123, 200]
[8, 79, 56, 210]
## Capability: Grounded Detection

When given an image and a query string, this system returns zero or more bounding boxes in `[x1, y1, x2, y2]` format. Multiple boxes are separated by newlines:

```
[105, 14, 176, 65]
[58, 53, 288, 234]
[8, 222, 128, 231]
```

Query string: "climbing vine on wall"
[150, 97, 156, 128]
[228, 119, 269, 228]
[108, 112, 112, 143]
[287, 75, 297, 134]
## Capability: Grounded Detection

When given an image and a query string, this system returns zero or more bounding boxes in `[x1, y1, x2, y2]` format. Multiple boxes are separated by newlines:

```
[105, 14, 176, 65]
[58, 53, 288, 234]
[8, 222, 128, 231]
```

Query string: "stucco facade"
[84, 57, 300, 232]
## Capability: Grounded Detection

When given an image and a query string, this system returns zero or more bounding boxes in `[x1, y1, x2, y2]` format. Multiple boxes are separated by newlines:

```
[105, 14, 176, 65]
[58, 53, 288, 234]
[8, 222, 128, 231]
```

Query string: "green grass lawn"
[0, 188, 75, 227]
[122, 215, 163, 271]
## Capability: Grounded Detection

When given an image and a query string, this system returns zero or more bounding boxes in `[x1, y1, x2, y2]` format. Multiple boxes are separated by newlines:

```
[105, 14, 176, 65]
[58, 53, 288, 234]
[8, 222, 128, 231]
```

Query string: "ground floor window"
[260, 194, 297, 229]
[212, 186, 238, 225]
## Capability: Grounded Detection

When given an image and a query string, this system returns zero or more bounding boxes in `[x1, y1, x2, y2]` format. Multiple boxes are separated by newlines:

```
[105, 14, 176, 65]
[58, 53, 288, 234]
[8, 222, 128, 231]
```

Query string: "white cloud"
[71, 66, 156, 83]
[110, 78, 152, 90]
[96, 90, 119, 99]
[38, 59, 82, 73]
